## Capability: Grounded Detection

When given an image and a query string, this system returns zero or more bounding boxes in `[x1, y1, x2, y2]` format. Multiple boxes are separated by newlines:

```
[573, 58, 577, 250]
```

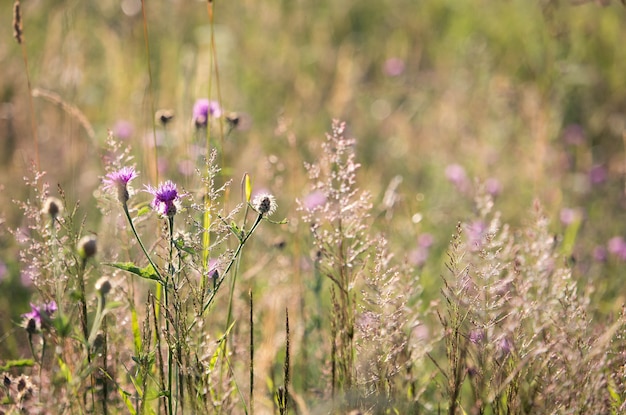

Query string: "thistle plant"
[97, 141, 282, 414]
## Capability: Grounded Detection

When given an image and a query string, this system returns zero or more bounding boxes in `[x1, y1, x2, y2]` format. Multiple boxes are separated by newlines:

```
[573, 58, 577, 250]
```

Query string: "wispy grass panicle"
[299, 120, 373, 399]
[434, 191, 626, 413]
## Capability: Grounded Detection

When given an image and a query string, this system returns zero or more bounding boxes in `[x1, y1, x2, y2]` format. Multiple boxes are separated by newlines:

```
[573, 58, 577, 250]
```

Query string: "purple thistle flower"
[22, 301, 57, 333]
[193, 98, 222, 128]
[103, 166, 138, 204]
[146, 180, 179, 218]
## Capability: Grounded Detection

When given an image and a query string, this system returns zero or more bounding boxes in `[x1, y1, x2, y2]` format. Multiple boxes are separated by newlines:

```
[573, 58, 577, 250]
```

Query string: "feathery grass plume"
[434, 189, 626, 413]
[355, 237, 422, 411]
[299, 120, 373, 400]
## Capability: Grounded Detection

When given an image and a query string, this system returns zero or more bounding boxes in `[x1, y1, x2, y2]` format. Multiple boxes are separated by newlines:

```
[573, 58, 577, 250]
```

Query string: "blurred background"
[2, 0, 626, 350]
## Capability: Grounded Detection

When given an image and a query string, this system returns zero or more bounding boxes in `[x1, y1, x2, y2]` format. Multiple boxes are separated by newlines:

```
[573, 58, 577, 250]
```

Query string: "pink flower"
[103, 166, 138, 204]
[193, 99, 222, 128]
[146, 181, 179, 218]
[22, 301, 57, 333]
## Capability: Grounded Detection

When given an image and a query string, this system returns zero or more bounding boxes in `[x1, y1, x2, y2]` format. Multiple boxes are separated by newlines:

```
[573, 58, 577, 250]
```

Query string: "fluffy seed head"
[42, 197, 63, 219]
[253, 193, 277, 216]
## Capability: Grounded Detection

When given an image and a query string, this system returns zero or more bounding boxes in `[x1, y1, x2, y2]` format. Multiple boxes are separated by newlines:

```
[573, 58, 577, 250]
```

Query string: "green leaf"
[174, 238, 196, 255]
[0, 359, 34, 371]
[136, 205, 151, 217]
[105, 262, 160, 281]
[230, 221, 244, 240]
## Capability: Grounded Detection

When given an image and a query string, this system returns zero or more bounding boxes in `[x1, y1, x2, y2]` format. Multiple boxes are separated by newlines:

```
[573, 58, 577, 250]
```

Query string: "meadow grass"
[2, 0, 626, 413]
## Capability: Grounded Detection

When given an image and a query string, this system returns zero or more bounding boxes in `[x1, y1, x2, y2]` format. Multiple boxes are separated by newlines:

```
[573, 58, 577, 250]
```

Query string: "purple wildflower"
[193, 98, 222, 128]
[485, 178, 502, 197]
[418, 233, 434, 248]
[103, 166, 138, 204]
[22, 301, 57, 332]
[468, 329, 485, 344]
[589, 165, 607, 186]
[408, 247, 429, 267]
[208, 259, 220, 280]
[383, 57, 405, 77]
[608, 237, 626, 261]
[466, 220, 487, 250]
[146, 180, 179, 218]
[113, 119, 134, 140]
[559, 207, 581, 226]
[0, 261, 6, 283]
[445, 163, 470, 193]
[593, 246, 608, 263]
[302, 190, 327, 211]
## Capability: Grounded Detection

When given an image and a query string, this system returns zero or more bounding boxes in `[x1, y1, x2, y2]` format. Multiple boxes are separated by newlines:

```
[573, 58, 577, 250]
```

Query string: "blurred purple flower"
[22, 301, 57, 332]
[559, 207, 581, 226]
[208, 259, 220, 280]
[146, 181, 179, 218]
[445, 164, 470, 193]
[418, 233, 434, 248]
[103, 166, 138, 204]
[485, 178, 502, 197]
[383, 57, 405, 77]
[178, 160, 195, 177]
[303, 190, 327, 211]
[408, 247, 429, 267]
[593, 246, 608, 262]
[562, 124, 586, 146]
[193, 99, 222, 128]
[468, 329, 485, 344]
[589, 165, 607, 186]
[497, 336, 513, 357]
[466, 220, 487, 250]
[0, 261, 7, 283]
[113, 119, 134, 140]
[608, 236, 626, 261]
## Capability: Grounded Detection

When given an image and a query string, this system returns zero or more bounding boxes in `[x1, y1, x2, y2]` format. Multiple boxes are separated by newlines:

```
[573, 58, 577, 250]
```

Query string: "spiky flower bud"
[95, 276, 112, 297]
[77, 236, 97, 260]
[156, 109, 174, 127]
[42, 197, 63, 220]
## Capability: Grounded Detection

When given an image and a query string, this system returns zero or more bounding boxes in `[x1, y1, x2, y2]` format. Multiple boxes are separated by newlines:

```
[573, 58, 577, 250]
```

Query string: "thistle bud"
[42, 197, 63, 220]
[77, 236, 97, 260]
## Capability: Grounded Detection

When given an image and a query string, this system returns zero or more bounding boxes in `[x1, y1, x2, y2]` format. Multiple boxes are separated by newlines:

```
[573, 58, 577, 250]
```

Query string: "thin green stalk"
[249, 290, 254, 415]
[13, 0, 40, 170]
[122, 203, 164, 282]
[140, 0, 158, 183]
[77, 259, 95, 410]
[194, 213, 264, 325]
[151, 293, 167, 415]
[166, 216, 175, 415]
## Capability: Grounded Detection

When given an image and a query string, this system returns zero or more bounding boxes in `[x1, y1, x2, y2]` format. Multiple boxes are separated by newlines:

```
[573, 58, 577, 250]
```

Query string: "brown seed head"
[13, 1, 23, 44]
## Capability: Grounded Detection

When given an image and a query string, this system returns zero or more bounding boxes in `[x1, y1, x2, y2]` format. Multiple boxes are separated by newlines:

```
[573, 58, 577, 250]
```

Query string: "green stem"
[190, 213, 264, 331]
[166, 216, 175, 415]
[122, 203, 164, 282]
